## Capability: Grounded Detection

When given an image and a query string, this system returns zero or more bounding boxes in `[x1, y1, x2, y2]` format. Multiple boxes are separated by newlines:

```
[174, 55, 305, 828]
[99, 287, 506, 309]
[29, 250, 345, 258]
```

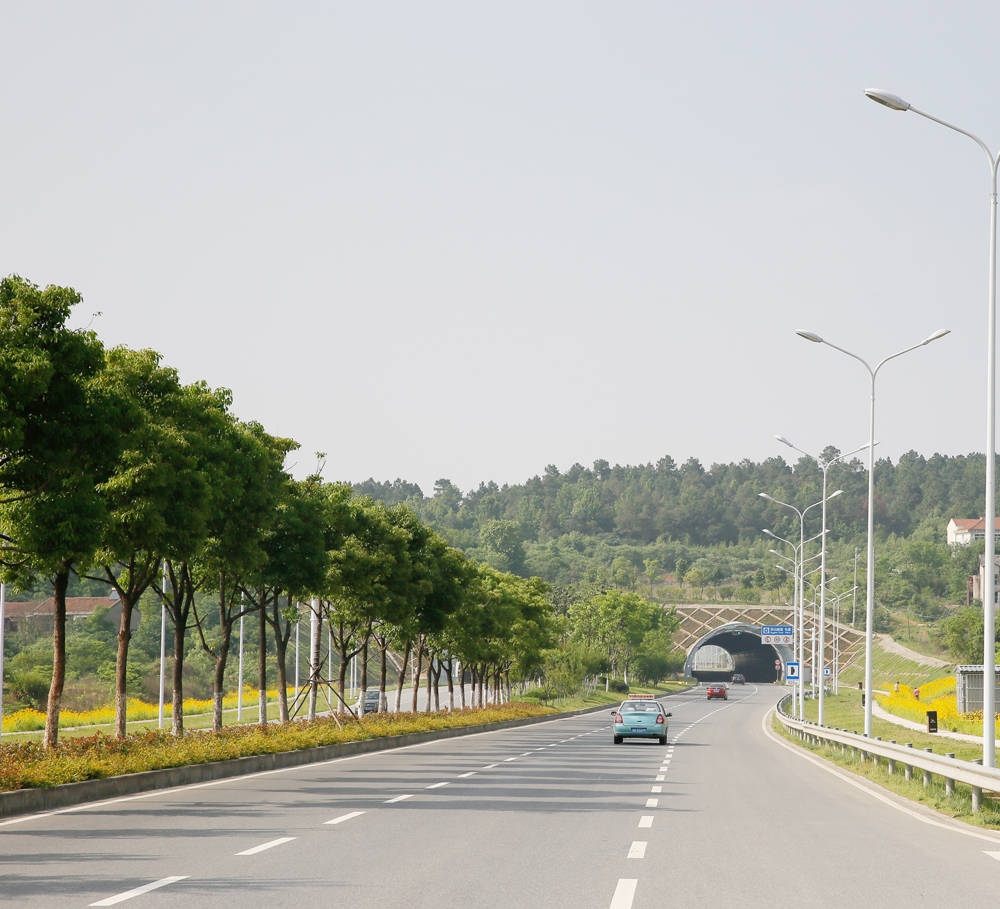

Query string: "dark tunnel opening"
[689, 631, 781, 683]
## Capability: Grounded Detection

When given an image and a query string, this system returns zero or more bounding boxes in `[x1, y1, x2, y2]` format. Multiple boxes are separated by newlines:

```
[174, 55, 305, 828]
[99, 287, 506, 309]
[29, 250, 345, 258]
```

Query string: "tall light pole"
[776, 436, 866, 725]
[760, 493, 834, 720]
[865, 88, 998, 764]
[797, 328, 950, 736]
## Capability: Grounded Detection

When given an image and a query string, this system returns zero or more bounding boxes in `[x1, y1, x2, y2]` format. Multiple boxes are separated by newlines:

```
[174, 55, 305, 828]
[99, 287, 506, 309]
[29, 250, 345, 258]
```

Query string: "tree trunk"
[275, 631, 289, 724]
[338, 641, 349, 713]
[43, 567, 70, 749]
[308, 597, 321, 720]
[394, 641, 410, 713]
[459, 663, 467, 709]
[378, 639, 388, 712]
[212, 641, 231, 732]
[411, 638, 424, 713]
[172, 614, 186, 736]
[360, 633, 369, 694]
[425, 651, 433, 713]
[113, 594, 137, 739]
[446, 660, 454, 711]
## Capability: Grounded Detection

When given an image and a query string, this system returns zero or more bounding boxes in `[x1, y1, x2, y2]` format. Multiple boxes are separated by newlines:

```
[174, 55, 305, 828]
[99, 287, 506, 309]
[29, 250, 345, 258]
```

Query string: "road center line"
[638, 815, 654, 828]
[236, 836, 296, 856]
[324, 811, 365, 825]
[385, 794, 413, 803]
[627, 841, 647, 859]
[609, 878, 637, 909]
[89, 877, 189, 907]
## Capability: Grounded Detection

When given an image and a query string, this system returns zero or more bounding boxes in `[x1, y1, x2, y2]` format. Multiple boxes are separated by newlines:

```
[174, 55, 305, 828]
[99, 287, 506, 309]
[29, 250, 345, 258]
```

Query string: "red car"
[706, 684, 728, 700]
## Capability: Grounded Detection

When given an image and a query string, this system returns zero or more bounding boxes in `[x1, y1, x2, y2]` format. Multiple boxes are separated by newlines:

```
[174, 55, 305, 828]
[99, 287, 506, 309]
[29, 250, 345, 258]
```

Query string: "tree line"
[0, 277, 558, 748]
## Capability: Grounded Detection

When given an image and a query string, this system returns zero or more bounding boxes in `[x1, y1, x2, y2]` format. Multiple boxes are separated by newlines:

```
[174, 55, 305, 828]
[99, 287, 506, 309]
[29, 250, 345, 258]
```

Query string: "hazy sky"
[3, 2, 998, 494]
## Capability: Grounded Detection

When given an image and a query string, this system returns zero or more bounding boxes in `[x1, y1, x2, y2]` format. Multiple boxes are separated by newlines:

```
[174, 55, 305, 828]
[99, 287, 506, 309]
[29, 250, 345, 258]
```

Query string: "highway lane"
[2, 685, 1000, 907]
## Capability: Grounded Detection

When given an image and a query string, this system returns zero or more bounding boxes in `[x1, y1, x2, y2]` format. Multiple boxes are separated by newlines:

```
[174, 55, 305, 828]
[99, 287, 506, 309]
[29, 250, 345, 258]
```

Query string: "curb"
[0, 701, 618, 820]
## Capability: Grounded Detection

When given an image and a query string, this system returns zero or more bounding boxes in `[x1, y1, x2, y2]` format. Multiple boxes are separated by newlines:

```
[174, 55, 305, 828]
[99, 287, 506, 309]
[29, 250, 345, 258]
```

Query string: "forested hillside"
[354, 450, 988, 618]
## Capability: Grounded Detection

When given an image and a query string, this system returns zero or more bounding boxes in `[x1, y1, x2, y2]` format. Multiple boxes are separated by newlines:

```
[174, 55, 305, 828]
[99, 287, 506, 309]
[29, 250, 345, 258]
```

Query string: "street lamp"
[796, 328, 950, 735]
[865, 87, 998, 765]
[760, 492, 838, 719]
[776, 435, 867, 725]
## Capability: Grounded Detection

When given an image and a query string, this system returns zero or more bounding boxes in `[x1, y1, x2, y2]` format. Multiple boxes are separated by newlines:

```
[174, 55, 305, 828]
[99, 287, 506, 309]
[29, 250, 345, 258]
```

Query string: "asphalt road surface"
[2, 684, 1000, 908]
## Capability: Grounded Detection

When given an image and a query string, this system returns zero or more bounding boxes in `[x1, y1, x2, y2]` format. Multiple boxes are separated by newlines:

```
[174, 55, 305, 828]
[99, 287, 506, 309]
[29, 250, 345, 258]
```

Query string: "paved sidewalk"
[871, 698, 983, 744]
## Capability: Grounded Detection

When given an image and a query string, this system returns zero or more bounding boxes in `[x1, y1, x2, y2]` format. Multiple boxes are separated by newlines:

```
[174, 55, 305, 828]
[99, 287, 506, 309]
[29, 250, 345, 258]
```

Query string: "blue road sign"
[785, 662, 800, 680]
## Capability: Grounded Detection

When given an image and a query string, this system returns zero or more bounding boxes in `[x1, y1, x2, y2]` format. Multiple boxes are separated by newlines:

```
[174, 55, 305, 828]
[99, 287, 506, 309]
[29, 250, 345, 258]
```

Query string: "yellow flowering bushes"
[876, 678, 1000, 735]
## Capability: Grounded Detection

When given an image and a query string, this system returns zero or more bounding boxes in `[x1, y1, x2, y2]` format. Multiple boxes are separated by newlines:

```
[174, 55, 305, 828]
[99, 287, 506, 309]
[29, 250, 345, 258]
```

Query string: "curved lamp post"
[776, 437, 866, 725]
[865, 87, 998, 764]
[796, 328, 950, 735]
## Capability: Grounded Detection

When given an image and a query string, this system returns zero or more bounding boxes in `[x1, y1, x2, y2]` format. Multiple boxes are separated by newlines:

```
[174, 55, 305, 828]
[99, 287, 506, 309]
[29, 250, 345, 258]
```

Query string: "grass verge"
[778, 697, 1000, 829]
[0, 703, 556, 792]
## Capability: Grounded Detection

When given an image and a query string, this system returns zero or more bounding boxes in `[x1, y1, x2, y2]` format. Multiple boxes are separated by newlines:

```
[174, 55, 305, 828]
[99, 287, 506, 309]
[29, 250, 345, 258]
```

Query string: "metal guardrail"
[775, 694, 1000, 813]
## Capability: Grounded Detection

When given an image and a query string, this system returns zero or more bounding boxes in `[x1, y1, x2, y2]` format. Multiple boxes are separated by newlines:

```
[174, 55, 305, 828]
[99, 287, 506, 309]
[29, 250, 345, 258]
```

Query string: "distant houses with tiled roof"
[947, 517, 1000, 546]
[2, 597, 109, 634]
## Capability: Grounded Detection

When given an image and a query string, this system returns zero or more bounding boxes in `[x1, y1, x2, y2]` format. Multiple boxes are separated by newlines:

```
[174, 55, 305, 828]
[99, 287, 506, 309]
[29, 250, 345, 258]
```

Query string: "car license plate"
[631, 727, 645, 733]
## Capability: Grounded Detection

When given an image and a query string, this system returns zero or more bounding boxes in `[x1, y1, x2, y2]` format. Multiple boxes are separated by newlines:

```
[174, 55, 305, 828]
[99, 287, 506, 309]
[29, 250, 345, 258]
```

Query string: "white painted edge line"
[426, 781, 449, 789]
[627, 841, 647, 859]
[985, 850, 1000, 862]
[89, 877, 188, 907]
[762, 708, 1000, 847]
[324, 811, 365, 825]
[609, 878, 637, 909]
[638, 815, 653, 828]
[645, 798, 658, 808]
[458, 771, 476, 778]
[385, 794, 413, 804]
[236, 836, 296, 856]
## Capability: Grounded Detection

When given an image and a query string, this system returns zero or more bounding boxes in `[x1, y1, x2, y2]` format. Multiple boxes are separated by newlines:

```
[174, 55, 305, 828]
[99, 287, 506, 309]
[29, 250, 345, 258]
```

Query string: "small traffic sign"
[785, 662, 800, 681]
[774, 658, 781, 670]
[823, 666, 831, 677]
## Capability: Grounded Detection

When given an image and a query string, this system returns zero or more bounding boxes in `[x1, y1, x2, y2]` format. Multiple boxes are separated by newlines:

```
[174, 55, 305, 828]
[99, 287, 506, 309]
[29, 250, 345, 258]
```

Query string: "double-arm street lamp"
[865, 88, 998, 765]
[776, 437, 868, 725]
[760, 492, 840, 720]
[796, 328, 950, 736]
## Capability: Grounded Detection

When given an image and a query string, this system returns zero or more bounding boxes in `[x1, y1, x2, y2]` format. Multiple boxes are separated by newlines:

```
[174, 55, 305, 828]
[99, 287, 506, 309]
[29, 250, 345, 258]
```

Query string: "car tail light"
[655, 714, 665, 724]
[612, 713, 622, 723]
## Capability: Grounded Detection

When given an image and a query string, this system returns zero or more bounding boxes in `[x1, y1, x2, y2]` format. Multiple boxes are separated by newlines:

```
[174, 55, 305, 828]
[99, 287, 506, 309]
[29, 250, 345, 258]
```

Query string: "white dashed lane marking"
[324, 811, 364, 825]
[236, 836, 296, 856]
[627, 841, 647, 859]
[609, 878, 638, 909]
[385, 794, 412, 804]
[645, 798, 659, 808]
[89, 877, 189, 907]
[426, 782, 449, 789]
[638, 816, 654, 828]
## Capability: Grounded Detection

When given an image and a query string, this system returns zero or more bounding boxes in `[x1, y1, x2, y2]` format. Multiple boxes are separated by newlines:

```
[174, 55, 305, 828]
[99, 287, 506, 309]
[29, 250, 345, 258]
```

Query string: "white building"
[948, 517, 1000, 546]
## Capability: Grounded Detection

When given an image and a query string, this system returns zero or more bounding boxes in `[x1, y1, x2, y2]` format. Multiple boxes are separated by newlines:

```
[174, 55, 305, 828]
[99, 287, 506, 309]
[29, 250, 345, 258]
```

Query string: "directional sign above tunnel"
[761, 625, 793, 645]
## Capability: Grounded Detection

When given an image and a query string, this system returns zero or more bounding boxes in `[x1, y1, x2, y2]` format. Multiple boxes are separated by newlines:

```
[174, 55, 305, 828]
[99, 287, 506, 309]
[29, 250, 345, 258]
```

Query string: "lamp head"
[796, 329, 823, 343]
[758, 492, 774, 502]
[828, 489, 843, 500]
[775, 434, 793, 447]
[922, 328, 950, 345]
[865, 88, 910, 111]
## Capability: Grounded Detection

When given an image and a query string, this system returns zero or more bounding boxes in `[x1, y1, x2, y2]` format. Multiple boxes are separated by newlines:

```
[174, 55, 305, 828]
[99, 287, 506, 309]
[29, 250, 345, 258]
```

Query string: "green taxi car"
[611, 695, 671, 745]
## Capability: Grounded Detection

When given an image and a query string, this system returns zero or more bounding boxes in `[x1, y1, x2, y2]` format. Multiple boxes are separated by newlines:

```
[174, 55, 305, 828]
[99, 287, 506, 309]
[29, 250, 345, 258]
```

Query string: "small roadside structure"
[955, 664, 1000, 714]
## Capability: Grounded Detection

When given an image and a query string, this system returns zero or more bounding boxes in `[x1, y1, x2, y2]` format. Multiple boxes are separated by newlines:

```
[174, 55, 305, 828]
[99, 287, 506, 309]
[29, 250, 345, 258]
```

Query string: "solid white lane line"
[638, 815, 654, 828]
[458, 771, 476, 778]
[426, 782, 449, 789]
[324, 811, 365, 825]
[627, 841, 647, 859]
[236, 836, 296, 856]
[89, 877, 188, 907]
[651, 786, 662, 793]
[609, 878, 637, 909]
[763, 709, 1000, 847]
[985, 851, 1000, 862]
[385, 794, 413, 804]
[645, 798, 659, 808]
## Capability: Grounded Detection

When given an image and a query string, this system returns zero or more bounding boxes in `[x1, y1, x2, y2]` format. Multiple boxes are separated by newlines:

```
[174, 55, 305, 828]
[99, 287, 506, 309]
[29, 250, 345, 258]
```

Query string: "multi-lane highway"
[2, 684, 999, 907]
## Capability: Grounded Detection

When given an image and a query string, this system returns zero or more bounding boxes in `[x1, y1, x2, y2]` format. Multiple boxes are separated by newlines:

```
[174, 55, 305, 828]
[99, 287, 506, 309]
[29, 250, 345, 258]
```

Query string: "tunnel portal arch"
[683, 621, 790, 683]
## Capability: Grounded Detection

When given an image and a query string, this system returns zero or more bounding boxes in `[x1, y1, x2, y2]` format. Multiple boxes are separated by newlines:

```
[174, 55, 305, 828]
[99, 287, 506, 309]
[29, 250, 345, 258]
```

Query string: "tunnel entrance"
[684, 622, 787, 683]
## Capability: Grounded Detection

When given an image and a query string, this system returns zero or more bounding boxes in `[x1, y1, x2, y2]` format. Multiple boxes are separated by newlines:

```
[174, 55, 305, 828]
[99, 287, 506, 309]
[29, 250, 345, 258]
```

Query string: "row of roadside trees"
[0, 276, 558, 748]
